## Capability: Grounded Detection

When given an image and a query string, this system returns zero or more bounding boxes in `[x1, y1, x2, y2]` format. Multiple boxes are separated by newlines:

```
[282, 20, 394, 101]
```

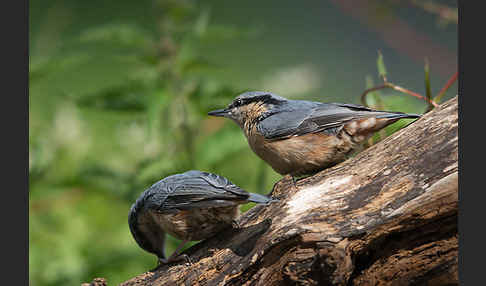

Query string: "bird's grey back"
[257, 99, 411, 140]
[135, 171, 252, 214]
[128, 170, 247, 256]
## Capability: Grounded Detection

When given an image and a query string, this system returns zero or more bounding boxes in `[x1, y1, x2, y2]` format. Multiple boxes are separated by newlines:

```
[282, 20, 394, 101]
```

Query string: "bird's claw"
[158, 254, 192, 265]
[232, 219, 241, 229]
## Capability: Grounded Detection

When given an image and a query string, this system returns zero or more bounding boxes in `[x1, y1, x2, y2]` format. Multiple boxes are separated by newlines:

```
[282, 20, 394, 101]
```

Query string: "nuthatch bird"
[128, 170, 273, 264]
[208, 91, 420, 178]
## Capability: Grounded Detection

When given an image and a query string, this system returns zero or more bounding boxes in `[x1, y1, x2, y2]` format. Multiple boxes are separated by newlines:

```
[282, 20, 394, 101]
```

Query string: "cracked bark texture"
[116, 96, 458, 286]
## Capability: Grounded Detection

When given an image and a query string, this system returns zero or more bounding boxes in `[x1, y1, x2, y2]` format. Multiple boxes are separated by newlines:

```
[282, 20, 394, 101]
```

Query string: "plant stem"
[424, 59, 434, 112]
[434, 72, 458, 104]
[360, 82, 438, 108]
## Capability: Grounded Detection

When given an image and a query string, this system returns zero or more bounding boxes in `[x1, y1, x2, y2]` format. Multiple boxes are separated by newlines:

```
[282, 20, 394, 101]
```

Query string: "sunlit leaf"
[376, 51, 388, 80]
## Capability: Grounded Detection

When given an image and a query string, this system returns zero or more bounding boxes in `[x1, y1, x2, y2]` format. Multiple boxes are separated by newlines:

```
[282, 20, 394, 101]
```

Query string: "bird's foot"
[291, 175, 297, 187]
[159, 254, 192, 266]
[231, 219, 241, 229]
[291, 174, 313, 185]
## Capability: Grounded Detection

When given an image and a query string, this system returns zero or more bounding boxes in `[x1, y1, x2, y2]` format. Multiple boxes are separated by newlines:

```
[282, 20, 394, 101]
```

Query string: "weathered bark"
[118, 96, 458, 286]
[82, 278, 107, 286]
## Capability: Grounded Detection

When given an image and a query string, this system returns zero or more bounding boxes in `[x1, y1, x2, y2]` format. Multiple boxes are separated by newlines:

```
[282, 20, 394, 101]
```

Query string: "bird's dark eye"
[233, 99, 243, 107]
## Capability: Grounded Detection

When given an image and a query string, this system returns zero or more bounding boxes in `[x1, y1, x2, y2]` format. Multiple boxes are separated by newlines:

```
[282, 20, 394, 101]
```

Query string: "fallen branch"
[113, 96, 458, 286]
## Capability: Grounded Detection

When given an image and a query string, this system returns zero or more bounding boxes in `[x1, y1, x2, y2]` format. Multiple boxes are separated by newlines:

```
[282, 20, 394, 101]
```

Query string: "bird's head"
[208, 91, 287, 128]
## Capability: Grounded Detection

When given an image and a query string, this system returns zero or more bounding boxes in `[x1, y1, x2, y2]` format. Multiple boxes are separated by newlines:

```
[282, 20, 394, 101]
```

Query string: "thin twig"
[386, 82, 439, 107]
[360, 84, 388, 106]
[410, 0, 458, 25]
[434, 72, 458, 103]
[360, 82, 438, 108]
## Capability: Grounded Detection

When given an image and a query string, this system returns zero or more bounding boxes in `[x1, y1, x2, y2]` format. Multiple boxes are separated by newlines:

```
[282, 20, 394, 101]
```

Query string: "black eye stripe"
[228, 98, 244, 108]
[230, 94, 277, 108]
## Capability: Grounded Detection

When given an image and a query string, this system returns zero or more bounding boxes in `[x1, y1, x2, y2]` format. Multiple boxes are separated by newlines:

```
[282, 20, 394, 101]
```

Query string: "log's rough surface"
[119, 96, 458, 286]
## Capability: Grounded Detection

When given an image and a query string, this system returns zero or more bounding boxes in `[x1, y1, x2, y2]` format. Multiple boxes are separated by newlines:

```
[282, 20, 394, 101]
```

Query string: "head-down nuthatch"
[128, 170, 273, 264]
[208, 91, 421, 178]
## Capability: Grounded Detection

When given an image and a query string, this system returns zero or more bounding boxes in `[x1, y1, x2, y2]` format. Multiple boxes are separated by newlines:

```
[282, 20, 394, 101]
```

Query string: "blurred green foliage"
[29, 0, 455, 285]
[29, 1, 279, 285]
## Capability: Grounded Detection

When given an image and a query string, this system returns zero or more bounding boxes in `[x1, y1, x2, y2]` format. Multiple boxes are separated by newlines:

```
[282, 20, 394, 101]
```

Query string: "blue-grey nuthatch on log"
[208, 91, 420, 178]
[128, 170, 273, 264]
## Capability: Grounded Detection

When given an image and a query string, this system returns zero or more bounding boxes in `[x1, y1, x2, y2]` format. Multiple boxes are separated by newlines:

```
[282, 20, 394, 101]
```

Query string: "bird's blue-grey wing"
[257, 101, 391, 140]
[136, 180, 170, 211]
[157, 171, 251, 212]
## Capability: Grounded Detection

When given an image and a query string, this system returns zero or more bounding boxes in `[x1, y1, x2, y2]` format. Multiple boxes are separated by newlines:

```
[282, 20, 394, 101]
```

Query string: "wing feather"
[147, 171, 250, 212]
[257, 100, 393, 140]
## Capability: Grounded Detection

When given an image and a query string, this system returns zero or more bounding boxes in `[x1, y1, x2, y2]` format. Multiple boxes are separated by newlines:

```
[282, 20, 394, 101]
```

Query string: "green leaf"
[194, 8, 211, 37]
[424, 58, 434, 111]
[79, 24, 153, 48]
[376, 51, 388, 80]
[74, 80, 148, 112]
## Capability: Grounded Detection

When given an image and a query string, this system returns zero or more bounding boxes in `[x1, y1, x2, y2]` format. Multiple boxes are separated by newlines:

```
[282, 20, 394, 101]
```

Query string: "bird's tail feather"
[247, 192, 274, 204]
[376, 112, 421, 120]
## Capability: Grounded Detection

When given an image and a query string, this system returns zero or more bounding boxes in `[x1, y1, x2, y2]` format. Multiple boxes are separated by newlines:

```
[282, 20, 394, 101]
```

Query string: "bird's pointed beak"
[208, 108, 231, 118]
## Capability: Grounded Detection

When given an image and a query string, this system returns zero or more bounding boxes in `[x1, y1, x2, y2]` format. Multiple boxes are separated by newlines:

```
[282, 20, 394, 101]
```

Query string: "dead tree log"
[119, 96, 458, 286]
